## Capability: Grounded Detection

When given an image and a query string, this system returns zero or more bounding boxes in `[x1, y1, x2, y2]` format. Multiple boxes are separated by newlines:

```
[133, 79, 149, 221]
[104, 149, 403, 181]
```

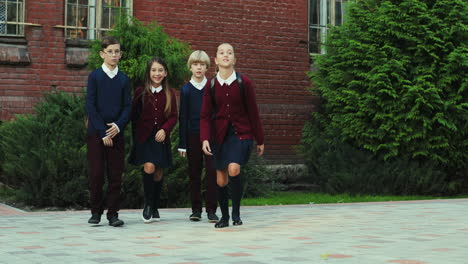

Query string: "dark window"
[309, 0, 347, 54]
[0, 0, 24, 36]
[64, 0, 131, 40]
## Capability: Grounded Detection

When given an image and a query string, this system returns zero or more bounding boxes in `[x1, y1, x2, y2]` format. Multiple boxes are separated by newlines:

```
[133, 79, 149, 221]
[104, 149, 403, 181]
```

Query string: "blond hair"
[187, 50, 210, 69]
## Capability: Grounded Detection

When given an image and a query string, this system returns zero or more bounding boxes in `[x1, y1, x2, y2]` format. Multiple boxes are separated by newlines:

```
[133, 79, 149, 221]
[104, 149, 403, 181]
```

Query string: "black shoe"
[142, 205, 152, 223]
[214, 217, 229, 228]
[207, 212, 219, 223]
[108, 216, 124, 227]
[152, 208, 160, 222]
[88, 213, 101, 224]
[233, 219, 243, 226]
[232, 215, 243, 226]
[190, 211, 202, 221]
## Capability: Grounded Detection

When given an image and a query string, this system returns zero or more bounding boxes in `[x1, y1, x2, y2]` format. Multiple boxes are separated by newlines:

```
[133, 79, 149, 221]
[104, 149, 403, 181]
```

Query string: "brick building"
[0, 0, 344, 164]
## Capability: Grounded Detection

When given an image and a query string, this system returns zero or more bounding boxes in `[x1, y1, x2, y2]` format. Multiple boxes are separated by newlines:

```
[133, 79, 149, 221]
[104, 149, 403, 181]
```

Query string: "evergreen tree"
[88, 16, 191, 88]
[303, 0, 467, 193]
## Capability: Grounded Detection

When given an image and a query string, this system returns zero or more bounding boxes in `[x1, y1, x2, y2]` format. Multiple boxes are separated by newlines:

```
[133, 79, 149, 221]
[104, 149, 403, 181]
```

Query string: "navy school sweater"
[178, 81, 204, 150]
[86, 67, 132, 138]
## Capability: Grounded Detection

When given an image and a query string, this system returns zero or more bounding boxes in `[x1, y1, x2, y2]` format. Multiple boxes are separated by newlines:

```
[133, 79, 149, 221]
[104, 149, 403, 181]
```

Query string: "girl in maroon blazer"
[201, 43, 265, 228]
[131, 57, 177, 223]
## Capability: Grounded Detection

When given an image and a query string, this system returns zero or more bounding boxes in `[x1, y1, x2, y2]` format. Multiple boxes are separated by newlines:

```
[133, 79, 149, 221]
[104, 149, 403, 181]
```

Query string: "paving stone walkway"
[1, 199, 467, 264]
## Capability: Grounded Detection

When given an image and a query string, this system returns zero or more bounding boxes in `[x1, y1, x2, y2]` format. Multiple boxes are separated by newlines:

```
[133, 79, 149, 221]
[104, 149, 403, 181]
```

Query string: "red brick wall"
[0, 0, 316, 164]
[0, 0, 89, 119]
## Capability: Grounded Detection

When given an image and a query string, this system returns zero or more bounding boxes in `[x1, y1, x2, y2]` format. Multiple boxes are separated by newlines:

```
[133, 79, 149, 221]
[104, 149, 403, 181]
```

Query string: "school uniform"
[178, 77, 217, 216]
[86, 64, 131, 220]
[131, 85, 177, 168]
[200, 71, 264, 169]
[200, 71, 264, 227]
[131, 84, 177, 223]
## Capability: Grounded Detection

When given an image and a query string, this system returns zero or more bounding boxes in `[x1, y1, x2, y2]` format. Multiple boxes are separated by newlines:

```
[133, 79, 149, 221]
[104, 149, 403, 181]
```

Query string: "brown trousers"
[87, 133, 125, 218]
[187, 133, 217, 213]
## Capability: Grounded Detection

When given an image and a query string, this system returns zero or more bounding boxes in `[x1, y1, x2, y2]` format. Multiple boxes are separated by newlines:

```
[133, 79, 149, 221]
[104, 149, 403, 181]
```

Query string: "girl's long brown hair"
[142, 57, 172, 117]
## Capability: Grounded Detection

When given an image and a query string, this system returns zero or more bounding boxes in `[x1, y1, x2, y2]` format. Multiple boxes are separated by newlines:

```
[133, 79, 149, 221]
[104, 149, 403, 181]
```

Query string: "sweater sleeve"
[160, 88, 178, 134]
[178, 85, 189, 150]
[200, 80, 213, 142]
[114, 76, 132, 131]
[243, 76, 264, 145]
[85, 71, 107, 138]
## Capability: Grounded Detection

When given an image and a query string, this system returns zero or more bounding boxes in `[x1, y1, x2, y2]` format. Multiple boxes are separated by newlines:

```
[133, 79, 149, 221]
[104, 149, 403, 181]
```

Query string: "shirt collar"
[216, 71, 236, 86]
[190, 77, 207, 90]
[101, 63, 119, 79]
[151, 85, 163, 94]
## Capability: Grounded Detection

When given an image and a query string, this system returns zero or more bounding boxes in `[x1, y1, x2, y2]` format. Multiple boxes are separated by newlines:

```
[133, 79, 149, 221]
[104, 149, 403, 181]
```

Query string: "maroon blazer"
[131, 86, 178, 143]
[200, 74, 264, 145]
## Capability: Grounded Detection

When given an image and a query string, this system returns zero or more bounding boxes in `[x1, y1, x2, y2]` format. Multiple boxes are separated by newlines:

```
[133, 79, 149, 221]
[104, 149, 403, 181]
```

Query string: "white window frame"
[0, 0, 25, 36]
[309, 0, 347, 54]
[63, 0, 132, 40]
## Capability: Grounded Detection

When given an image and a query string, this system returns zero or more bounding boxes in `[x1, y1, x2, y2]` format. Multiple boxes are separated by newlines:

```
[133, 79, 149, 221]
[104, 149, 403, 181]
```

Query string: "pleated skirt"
[212, 123, 253, 170]
[132, 126, 172, 168]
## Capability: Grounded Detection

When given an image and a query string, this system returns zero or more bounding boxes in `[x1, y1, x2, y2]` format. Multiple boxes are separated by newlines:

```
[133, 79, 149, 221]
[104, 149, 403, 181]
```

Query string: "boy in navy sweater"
[86, 36, 131, 227]
[178, 50, 218, 222]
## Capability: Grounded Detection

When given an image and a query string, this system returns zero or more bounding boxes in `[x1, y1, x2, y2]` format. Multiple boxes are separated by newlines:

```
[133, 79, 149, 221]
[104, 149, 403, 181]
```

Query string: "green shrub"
[302, 0, 467, 194]
[0, 92, 88, 207]
[300, 118, 460, 195]
[0, 91, 180, 208]
[309, 0, 467, 176]
[161, 124, 190, 208]
[0, 16, 277, 208]
[0, 91, 276, 208]
[88, 15, 191, 88]
[241, 155, 281, 198]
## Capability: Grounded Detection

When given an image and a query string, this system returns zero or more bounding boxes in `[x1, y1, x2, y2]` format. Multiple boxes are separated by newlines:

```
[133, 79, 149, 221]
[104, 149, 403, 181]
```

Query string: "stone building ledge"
[0, 43, 30, 65]
[65, 47, 89, 68]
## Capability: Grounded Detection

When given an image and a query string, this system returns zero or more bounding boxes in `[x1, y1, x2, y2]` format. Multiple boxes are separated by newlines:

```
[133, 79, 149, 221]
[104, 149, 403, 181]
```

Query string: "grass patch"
[241, 191, 468, 206]
[2, 188, 468, 210]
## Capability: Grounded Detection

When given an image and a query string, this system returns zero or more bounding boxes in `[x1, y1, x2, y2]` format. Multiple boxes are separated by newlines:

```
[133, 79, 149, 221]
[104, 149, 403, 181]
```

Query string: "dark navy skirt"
[212, 123, 253, 170]
[132, 126, 172, 168]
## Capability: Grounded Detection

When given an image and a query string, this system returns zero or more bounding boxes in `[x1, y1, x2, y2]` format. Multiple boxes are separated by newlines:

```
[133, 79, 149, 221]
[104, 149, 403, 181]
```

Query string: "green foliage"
[299, 118, 461, 195]
[162, 124, 190, 208]
[0, 16, 276, 209]
[0, 92, 88, 207]
[241, 155, 282, 198]
[306, 0, 467, 188]
[88, 15, 191, 88]
[0, 92, 277, 208]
